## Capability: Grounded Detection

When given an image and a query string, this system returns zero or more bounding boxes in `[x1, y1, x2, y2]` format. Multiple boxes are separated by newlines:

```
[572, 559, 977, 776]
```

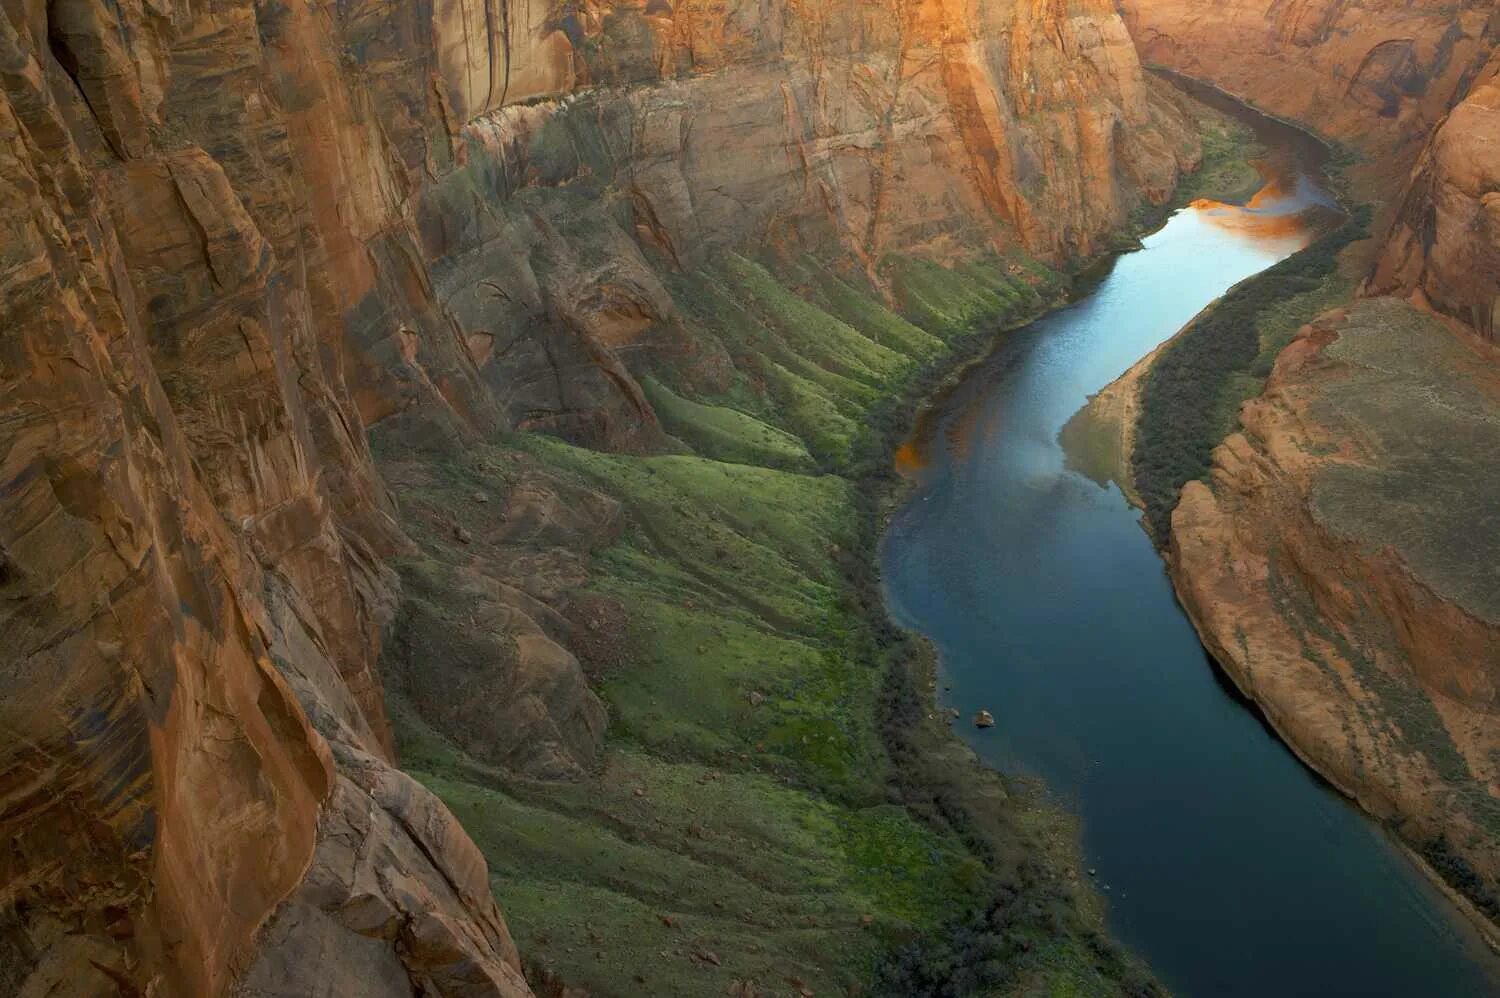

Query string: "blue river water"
[879, 99, 1500, 997]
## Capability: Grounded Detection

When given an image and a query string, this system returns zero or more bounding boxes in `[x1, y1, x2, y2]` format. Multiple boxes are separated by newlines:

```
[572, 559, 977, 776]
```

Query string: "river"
[878, 84, 1500, 996]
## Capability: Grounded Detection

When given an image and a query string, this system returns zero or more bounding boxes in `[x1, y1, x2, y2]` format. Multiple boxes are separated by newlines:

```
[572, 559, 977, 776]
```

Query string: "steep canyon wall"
[1118, 0, 1500, 929]
[1120, 0, 1498, 167]
[0, 0, 1197, 992]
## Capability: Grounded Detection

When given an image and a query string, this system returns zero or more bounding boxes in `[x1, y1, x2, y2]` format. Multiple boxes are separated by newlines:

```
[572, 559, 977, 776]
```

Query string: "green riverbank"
[376, 92, 1263, 998]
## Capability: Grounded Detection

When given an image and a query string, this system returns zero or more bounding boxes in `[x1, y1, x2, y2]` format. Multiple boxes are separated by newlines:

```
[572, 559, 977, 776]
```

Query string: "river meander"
[879, 86, 1500, 997]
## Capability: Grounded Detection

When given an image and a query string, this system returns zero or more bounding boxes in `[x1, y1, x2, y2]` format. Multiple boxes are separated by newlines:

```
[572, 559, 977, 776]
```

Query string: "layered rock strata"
[0, 0, 1200, 991]
[1107, 7, 1500, 929]
[1369, 50, 1500, 338]
[1120, 0, 1498, 161]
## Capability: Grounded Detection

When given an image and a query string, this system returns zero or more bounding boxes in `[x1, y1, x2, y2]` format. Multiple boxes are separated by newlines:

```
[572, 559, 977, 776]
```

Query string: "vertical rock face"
[0, 0, 1195, 992]
[0, 0, 534, 990]
[1113, 4, 1500, 931]
[1118, 0, 1498, 161]
[426, 0, 1190, 265]
[0, 17, 330, 994]
[1369, 50, 1500, 338]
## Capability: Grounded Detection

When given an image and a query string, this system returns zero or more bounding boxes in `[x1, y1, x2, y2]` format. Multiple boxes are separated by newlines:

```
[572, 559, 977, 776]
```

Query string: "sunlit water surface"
[879, 94, 1500, 997]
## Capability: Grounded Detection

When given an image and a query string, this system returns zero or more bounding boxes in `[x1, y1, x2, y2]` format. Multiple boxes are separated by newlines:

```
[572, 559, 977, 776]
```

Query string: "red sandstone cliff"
[1119, 0, 1497, 161]
[1170, 300, 1500, 929]
[1369, 49, 1500, 337]
[1114, 2, 1500, 929]
[0, 0, 1197, 992]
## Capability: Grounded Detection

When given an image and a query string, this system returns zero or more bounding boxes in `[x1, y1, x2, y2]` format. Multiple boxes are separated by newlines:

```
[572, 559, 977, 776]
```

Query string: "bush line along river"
[879, 88, 1500, 997]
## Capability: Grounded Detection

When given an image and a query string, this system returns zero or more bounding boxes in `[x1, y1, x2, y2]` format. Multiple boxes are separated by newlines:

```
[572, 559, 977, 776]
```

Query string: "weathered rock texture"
[1369, 49, 1500, 338]
[1120, 0, 1498, 159]
[0, 0, 536, 985]
[1170, 300, 1500, 924]
[0, 0, 1199, 991]
[1114, 13, 1500, 928]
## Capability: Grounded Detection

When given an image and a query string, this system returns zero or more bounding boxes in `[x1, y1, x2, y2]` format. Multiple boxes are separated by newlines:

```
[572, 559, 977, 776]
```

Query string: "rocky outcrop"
[2, 22, 329, 996]
[1369, 49, 1500, 337]
[0, 0, 534, 987]
[238, 723, 533, 997]
[377, 453, 624, 779]
[0, 0, 1202, 991]
[1170, 300, 1500, 925]
[1105, 4, 1500, 930]
[1119, 0, 1498, 166]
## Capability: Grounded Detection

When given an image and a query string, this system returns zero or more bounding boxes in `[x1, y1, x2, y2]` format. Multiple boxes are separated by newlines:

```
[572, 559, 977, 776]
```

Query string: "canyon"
[880, 117, 1500, 995]
[0, 0, 1200, 992]
[1, 0, 1497, 994]
[1110, 0, 1500, 939]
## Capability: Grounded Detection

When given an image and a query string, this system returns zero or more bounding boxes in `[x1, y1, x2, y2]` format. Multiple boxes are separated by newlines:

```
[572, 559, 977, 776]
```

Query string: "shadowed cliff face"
[1370, 50, 1500, 337]
[1109, 2, 1500, 932]
[1119, 0, 1498, 170]
[0, 0, 1197, 992]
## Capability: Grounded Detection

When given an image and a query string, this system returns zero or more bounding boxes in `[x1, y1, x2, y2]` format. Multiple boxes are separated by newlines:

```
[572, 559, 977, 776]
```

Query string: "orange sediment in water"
[891, 158, 1325, 480]
[893, 438, 928, 476]
[896, 387, 991, 478]
[1192, 199, 1314, 240]
[1190, 159, 1322, 241]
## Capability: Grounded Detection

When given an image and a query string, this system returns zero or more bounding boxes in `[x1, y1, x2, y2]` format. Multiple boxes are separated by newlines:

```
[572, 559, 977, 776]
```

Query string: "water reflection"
[1192, 160, 1337, 242]
[880, 83, 1500, 997]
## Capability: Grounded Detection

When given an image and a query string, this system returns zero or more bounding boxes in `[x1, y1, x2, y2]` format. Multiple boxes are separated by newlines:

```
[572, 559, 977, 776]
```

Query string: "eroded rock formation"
[1369, 49, 1500, 337]
[1120, 0, 1498, 162]
[0, 0, 1200, 991]
[1113, 5, 1500, 931]
[1170, 300, 1500, 924]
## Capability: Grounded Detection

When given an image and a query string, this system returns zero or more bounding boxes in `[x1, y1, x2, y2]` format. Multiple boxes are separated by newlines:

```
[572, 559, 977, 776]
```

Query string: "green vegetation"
[659, 251, 1060, 473]
[787, 256, 946, 360]
[882, 255, 1046, 342]
[1132, 205, 1370, 538]
[642, 376, 815, 470]
[1422, 838, 1500, 923]
[718, 253, 913, 386]
[377, 84, 1325, 993]
[384, 432, 938, 994]
[516, 436, 880, 789]
[381, 242, 1164, 995]
[1168, 113, 1265, 207]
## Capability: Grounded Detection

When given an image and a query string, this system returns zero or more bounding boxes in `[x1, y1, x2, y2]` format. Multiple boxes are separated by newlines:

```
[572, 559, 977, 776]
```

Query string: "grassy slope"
[642, 375, 816, 471]
[387, 249, 1168, 996]
[382, 81, 1289, 994]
